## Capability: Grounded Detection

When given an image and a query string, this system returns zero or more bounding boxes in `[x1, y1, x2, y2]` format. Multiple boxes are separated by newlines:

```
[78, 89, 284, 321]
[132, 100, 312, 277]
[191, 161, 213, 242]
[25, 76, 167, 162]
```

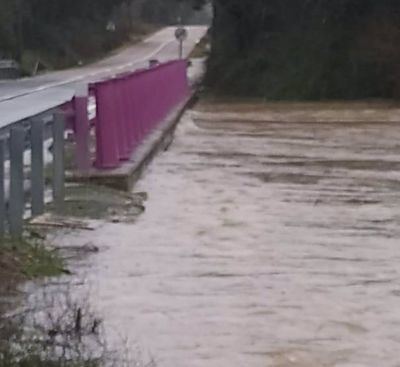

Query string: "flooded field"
[49, 102, 400, 366]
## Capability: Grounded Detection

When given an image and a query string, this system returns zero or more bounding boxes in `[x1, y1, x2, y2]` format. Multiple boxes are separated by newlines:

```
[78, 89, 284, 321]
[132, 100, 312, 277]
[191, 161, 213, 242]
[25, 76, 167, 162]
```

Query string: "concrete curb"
[70, 91, 198, 191]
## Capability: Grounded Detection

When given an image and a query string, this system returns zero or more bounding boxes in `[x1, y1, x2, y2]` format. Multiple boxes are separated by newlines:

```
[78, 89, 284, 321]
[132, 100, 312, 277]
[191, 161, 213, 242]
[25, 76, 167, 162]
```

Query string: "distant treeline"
[0, 0, 208, 70]
[207, 0, 400, 100]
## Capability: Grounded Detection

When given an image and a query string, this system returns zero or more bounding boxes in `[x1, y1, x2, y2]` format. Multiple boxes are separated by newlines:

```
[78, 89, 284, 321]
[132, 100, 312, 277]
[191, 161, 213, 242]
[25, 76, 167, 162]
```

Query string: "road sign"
[175, 27, 188, 59]
[175, 27, 188, 42]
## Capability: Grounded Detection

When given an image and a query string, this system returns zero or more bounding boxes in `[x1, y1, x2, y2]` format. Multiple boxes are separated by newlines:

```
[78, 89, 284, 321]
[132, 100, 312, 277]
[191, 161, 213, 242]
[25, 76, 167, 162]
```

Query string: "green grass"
[0, 355, 100, 367]
[18, 241, 64, 278]
[0, 238, 65, 280]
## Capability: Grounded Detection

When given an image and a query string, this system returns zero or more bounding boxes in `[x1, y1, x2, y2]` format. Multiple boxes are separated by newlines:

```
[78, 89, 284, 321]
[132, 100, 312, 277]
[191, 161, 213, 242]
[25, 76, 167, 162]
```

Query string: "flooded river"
[48, 103, 400, 366]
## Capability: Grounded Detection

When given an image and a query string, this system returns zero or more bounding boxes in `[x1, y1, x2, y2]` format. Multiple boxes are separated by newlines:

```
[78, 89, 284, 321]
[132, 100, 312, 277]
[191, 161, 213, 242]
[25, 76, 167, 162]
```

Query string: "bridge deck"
[0, 26, 207, 130]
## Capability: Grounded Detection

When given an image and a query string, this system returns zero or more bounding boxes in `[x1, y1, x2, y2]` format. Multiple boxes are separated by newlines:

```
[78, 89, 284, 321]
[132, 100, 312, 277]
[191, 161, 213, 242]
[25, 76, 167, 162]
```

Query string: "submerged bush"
[0, 286, 154, 367]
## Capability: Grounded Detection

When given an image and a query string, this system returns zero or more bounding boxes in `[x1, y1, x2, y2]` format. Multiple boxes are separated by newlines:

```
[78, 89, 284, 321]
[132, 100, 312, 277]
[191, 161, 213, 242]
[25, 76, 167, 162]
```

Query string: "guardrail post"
[9, 127, 25, 238]
[0, 138, 5, 237]
[52, 112, 65, 211]
[74, 84, 91, 173]
[30, 118, 45, 217]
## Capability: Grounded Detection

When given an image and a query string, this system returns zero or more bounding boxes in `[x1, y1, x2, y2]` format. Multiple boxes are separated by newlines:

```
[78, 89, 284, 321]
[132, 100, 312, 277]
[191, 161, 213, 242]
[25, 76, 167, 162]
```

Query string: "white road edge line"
[0, 38, 175, 104]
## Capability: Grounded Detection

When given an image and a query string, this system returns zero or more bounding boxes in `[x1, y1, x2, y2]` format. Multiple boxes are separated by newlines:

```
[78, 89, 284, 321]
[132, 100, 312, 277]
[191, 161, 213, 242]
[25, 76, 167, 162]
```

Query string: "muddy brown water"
[36, 104, 400, 366]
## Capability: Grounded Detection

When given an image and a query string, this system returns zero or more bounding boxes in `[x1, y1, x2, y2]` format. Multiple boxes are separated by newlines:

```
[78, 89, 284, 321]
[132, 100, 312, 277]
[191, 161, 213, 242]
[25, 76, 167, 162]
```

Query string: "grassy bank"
[0, 238, 65, 282]
[0, 236, 112, 367]
[0, 181, 149, 367]
[0, 238, 69, 366]
[0, 235, 147, 367]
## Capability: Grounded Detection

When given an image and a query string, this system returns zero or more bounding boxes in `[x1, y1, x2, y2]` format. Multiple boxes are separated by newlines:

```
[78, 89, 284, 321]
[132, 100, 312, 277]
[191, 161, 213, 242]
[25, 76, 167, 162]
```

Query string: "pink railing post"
[120, 76, 132, 152]
[93, 60, 190, 170]
[94, 79, 120, 169]
[113, 77, 131, 160]
[132, 71, 148, 145]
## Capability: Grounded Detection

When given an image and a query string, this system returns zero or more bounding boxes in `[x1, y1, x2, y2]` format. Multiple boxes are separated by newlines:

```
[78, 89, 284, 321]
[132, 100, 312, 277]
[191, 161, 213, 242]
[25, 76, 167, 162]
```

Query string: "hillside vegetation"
[207, 0, 400, 100]
[0, 0, 206, 72]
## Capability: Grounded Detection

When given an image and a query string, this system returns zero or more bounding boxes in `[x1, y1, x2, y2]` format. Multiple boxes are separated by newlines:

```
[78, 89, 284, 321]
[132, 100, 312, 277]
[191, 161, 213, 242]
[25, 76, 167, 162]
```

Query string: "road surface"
[0, 26, 207, 130]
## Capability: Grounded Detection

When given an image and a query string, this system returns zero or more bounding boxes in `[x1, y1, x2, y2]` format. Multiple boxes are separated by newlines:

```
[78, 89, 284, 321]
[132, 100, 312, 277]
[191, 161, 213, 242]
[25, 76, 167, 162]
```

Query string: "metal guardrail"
[0, 111, 66, 238]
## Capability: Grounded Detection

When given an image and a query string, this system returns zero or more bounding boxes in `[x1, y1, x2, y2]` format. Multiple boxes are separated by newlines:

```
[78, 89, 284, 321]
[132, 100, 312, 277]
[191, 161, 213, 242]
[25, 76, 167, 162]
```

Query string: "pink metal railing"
[90, 60, 189, 169]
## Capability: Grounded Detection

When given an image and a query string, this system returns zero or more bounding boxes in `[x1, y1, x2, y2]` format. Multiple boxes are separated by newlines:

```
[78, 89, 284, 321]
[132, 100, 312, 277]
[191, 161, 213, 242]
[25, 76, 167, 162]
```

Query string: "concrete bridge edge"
[69, 91, 200, 192]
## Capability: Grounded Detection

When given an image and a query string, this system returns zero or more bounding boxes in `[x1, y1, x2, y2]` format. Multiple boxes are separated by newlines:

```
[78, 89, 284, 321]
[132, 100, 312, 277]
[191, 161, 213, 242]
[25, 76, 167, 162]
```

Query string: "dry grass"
[189, 34, 210, 59]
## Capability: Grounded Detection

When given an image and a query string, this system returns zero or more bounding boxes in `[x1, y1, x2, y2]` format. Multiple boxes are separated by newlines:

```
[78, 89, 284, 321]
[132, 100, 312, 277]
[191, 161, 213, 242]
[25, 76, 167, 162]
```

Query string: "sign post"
[175, 27, 188, 59]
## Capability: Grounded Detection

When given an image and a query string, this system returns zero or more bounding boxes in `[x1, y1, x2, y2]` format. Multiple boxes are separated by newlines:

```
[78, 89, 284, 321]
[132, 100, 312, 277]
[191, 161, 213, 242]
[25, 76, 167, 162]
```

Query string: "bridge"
[0, 26, 207, 237]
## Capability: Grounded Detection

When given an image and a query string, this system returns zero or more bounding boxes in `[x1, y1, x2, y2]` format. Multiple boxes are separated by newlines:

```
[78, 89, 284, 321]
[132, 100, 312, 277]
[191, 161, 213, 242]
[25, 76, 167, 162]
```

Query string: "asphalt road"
[0, 26, 207, 129]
